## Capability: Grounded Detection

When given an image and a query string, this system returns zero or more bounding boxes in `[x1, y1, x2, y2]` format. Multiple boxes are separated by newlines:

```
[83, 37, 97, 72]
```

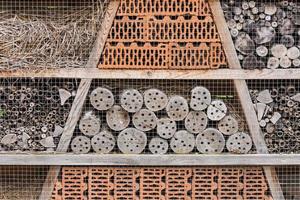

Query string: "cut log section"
[90, 87, 114, 111]
[218, 115, 239, 135]
[120, 89, 143, 113]
[149, 137, 168, 154]
[170, 130, 195, 154]
[184, 111, 208, 134]
[106, 105, 130, 131]
[117, 128, 147, 154]
[226, 132, 253, 154]
[144, 89, 168, 112]
[166, 95, 189, 121]
[156, 118, 177, 139]
[271, 44, 287, 58]
[190, 86, 211, 111]
[79, 112, 101, 137]
[91, 130, 115, 154]
[267, 57, 280, 69]
[207, 100, 227, 121]
[132, 109, 157, 131]
[196, 128, 225, 154]
[71, 136, 91, 154]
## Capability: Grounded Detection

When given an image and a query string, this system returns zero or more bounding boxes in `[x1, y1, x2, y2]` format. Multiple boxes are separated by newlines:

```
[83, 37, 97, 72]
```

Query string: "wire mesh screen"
[0, 0, 108, 70]
[277, 166, 300, 200]
[68, 79, 254, 155]
[221, 0, 300, 69]
[247, 80, 300, 154]
[0, 78, 79, 152]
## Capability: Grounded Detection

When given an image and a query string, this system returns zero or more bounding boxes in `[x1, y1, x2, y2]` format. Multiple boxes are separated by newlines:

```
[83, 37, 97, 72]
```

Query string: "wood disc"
[166, 96, 189, 121]
[91, 130, 115, 154]
[132, 109, 157, 131]
[121, 89, 143, 113]
[207, 100, 227, 121]
[149, 137, 168, 154]
[71, 136, 91, 154]
[117, 128, 147, 154]
[218, 115, 239, 135]
[226, 132, 252, 154]
[106, 105, 130, 131]
[170, 130, 195, 154]
[196, 128, 225, 154]
[184, 111, 208, 134]
[157, 118, 177, 139]
[144, 89, 168, 112]
[90, 87, 114, 111]
[190, 86, 211, 111]
[79, 113, 101, 136]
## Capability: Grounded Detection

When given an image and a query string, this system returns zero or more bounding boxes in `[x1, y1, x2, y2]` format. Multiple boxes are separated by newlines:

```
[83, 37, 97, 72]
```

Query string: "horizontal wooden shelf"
[1, 68, 300, 79]
[0, 154, 299, 166]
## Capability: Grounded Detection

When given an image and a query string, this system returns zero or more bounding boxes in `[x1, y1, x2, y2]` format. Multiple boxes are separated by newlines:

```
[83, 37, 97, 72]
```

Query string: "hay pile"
[0, 0, 108, 71]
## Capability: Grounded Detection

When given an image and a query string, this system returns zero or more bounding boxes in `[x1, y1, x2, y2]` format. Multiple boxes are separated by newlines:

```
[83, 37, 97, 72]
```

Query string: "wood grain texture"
[0, 154, 299, 166]
[39, 2, 120, 200]
[209, 1, 285, 200]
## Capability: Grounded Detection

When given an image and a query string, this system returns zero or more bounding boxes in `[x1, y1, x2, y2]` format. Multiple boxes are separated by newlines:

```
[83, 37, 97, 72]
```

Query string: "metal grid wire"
[221, 0, 300, 69]
[69, 79, 254, 154]
[0, 78, 79, 152]
[247, 80, 300, 154]
[0, 0, 108, 70]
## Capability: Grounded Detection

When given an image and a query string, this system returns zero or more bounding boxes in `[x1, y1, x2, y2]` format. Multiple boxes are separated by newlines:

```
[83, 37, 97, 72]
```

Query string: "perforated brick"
[217, 168, 243, 200]
[107, 16, 146, 42]
[62, 167, 88, 200]
[140, 168, 165, 200]
[117, 0, 199, 16]
[100, 43, 168, 69]
[147, 16, 220, 43]
[243, 167, 269, 200]
[165, 168, 192, 200]
[192, 168, 218, 200]
[113, 168, 140, 200]
[199, 0, 212, 16]
[88, 167, 114, 200]
[51, 181, 62, 200]
[210, 43, 227, 68]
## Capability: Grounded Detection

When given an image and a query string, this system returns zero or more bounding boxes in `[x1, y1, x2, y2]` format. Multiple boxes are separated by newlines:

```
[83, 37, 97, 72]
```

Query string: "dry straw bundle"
[0, 0, 108, 71]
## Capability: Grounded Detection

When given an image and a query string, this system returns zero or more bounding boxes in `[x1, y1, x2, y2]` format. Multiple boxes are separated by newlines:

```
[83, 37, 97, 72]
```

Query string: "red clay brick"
[243, 167, 268, 200]
[88, 167, 113, 200]
[199, 0, 212, 16]
[51, 181, 62, 200]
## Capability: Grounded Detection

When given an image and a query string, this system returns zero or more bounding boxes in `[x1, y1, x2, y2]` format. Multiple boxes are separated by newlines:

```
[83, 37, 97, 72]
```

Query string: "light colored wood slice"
[91, 130, 115, 154]
[196, 128, 225, 154]
[264, 3, 277, 15]
[256, 102, 267, 121]
[157, 118, 177, 139]
[280, 35, 295, 47]
[40, 136, 56, 148]
[266, 123, 275, 133]
[271, 44, 287, 58]
[207, 100, 227, 121]
[267, 57, 280, 69]
[291, 93, 300, 102]
[120, 89, 143, 113]
[90, 87, 114, 111]
[218, 115, 239, 135]
[144, 89, 168, 112]
[184, 111, 208, 134]
[149, 137, 168, 155]
[106, 105, 130, 131]
[270, 112, 281, 124]
[71, 136, 91, 154]
[256, 46, 268, 57]
[117, 128, 147, 154]
[293, 59, 300, 67]
[1, 134, 17, 145]
[280, 56, 292, 68]
[58, 89, 72, 106]
[226, 132, 253, 154]
[257, 89, 273, 104]
[166, 95, 189, 121]
[51, 125, 64, 137]
[190, 86, 211, 111]
[132, 109, 157, 131]
[170, 130, 195, 154]
[79, 112, 101, 136]
[287, 47, 300, 60]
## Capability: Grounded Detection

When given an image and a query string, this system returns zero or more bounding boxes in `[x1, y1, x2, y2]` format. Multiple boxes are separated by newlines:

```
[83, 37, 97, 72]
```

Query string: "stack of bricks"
[99, 0, 227, 69]
[51, 167, 272, 200]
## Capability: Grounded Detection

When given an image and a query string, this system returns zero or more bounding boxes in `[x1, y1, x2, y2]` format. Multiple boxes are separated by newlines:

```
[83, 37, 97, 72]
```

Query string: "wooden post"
[38, 2, 120, 199]
[208, 0, 285, 199]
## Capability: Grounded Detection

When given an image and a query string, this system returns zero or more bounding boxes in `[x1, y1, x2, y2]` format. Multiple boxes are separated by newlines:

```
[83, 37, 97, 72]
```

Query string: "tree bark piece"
[226, 132, 253, 154]
[257, 89, 273, 104]
[166, 96, 189, 121]
[117, 128, 147, 154]
[207, 100, 227, 121]
[132, 109, 157, 131]
[149, 137, 168, 154]
[79, 112, 101, 136]
[184, 111, 208, 134]
[157, 118, 177, 139]
[120, 89, 143, 113]
[90, 87, 114, 111]
[144, 89, 168, 112]
[106, 105, 130, 131]
[218, 115, 239, 135]
[170, 130, 195, 154]
[91, 130, 115, 154]
[59, 89, 72, 106]
[196, 128, 225, 154]
[71, 136, 91, 154]
[190, 86, 211, 111]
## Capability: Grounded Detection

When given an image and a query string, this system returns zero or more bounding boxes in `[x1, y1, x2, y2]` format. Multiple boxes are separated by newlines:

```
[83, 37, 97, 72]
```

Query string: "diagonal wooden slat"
[38, 2, 120, 200]
[208, 0, 285, 199]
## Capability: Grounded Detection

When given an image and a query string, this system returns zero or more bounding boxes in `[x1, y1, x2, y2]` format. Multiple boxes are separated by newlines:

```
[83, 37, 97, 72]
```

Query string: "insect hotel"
[0, 0, 299, 199]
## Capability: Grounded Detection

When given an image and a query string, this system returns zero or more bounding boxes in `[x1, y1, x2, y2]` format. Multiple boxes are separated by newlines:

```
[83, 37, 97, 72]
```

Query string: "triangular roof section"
[99, 0, 228, 69]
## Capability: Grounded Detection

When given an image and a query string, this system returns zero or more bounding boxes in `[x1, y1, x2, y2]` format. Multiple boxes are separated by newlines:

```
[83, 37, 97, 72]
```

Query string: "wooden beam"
[39, 2, 120, 200]
[0, 68, 300, 79]
[209, 0, 285, 200]
[0, 154, 299, 166]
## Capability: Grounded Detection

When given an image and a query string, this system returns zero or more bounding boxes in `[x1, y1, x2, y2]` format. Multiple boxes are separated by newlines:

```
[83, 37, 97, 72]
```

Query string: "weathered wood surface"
[209, 1, 285, 200]
[39, 2, 120, 200]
